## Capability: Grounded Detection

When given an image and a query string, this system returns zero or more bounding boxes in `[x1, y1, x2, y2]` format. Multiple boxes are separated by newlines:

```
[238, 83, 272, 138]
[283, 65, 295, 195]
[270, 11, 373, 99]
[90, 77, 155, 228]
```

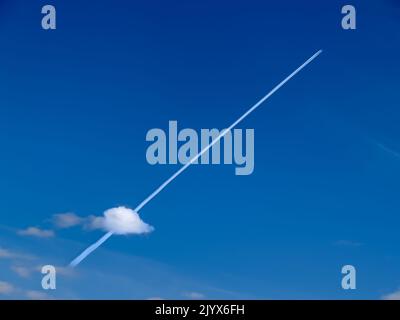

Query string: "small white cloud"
[382, 289, 400, 300]
[17, 227, 54, 238]
[51, 208, 153, 237]
[147, 297, 165, 300]
[0, 281, 15, 295]
[93, 206, 154, 235]
[53, 212, 83, 228]
[68, 207, 153, 267]
[11, 266, 31, 278]
[184, 291, 205, 299]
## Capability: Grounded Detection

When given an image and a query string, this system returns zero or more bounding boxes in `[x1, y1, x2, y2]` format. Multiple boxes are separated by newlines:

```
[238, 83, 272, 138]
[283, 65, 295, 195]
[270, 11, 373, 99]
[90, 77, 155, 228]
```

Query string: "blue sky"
[0, 0, 400, 299]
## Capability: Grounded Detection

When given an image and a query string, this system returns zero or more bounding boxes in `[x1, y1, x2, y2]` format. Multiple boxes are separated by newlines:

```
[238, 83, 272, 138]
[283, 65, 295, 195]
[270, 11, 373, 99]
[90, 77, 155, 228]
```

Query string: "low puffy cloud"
[0, 281, 15, 295]
[382, 289, 400, 300]
[52, 212, 83, 228]
[17, 227, 54, 238]
[96, 206, 154, 235]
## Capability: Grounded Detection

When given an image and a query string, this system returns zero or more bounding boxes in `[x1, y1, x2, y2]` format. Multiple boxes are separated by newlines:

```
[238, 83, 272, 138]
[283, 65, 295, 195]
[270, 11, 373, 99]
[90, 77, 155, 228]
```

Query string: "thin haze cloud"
[0, 247, 36, 261]
[69, 50, 323, 268]
[0, 281, 15, 295]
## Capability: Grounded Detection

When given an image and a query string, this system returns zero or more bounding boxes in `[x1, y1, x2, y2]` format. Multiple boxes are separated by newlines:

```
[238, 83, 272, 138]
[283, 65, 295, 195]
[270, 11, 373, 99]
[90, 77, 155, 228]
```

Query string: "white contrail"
[69, 50, 323, 267]
[70, 232, 113, 267]
[376, 142, 400, 160]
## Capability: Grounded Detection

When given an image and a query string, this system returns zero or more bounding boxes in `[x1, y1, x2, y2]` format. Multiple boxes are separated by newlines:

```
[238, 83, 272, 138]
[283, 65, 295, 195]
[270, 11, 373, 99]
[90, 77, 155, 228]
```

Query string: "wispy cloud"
[17, 227, 54, 238]
[34, 265, 76, 277]
[382, 289, 400, 300]
[52, 213, 83, 228]
[333, 240, 363, 247]
[183, 291, 205, 299]
[0, 281, 15, 295]
[25, 290, 52, 300]
[0, 247, 18, 259]
[10, 265, 32, 278]
[11, 263, 77, 279]
[0, 243, 76, 299]
[0, 247, 36, 260]
[1, 247, 52, 285]
[0, 280, 53, 299]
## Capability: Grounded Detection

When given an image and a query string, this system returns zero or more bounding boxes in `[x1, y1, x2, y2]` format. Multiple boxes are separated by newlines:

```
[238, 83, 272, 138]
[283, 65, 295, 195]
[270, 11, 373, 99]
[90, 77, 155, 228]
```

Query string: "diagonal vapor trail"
[69, 49, 323, 268]
[376, 141, 400, 160]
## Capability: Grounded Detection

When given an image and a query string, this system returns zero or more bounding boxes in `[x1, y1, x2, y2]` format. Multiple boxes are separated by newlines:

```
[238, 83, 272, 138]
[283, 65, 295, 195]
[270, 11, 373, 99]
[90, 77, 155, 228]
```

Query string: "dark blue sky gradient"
[0, 0, 399, 299]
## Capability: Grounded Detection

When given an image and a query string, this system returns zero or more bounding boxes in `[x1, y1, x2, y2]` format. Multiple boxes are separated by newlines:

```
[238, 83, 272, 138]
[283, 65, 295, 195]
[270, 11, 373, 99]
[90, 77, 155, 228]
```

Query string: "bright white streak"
[69, 50, 323, 267]
[134, 49, 322, 212]
[69, 232, 113, 267]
